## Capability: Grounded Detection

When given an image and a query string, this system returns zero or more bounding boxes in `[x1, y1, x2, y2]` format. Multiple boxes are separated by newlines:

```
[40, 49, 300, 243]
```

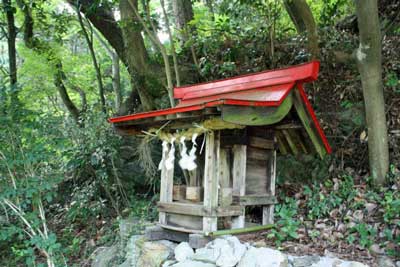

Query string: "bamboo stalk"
[205, 223, 274, 237]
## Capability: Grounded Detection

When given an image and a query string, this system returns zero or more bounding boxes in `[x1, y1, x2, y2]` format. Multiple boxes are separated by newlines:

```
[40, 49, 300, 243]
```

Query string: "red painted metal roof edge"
[108, 98, 283, 124]
[296, 83, 332, 154]
[174, 61, 320, 99]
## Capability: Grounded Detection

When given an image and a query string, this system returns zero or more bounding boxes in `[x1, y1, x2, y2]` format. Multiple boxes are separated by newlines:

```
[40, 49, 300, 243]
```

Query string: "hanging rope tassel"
[158, 140, 169, 170]
[165, 137, 176, 170]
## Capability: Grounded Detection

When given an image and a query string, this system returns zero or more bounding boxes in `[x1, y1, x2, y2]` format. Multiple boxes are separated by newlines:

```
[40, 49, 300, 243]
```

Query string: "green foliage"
[348, 223, 377, 249]
[267, 197, 300, 246]
[304, 175, 358, 220]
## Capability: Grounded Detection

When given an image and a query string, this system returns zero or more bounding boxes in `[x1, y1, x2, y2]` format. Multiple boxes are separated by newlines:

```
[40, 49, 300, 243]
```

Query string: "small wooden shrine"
[109, 61, 331, 244]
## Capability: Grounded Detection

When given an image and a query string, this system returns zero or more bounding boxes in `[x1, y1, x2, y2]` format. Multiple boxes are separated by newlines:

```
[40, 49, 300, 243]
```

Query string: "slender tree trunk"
[111, 53, 122, 111]
[93, 30, 122, 112]
[283, 0, 319, 59]
[354, 0, 389, 185]
[54, 63, 81, 124]
[3, 0, 18, 105]
[160, 0, 181, 87]
[76, 7, 106, 113]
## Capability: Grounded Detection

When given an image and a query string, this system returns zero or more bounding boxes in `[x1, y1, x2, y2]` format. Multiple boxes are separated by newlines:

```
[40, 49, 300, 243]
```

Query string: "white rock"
[171, 260, 216, 267]
[192, 236, 246, 266]
[192, 247, 220, 263]
[311, 257, 343, 267]
[311, 257, 369, 267]
[237, 247, 288, 267]
[289, 255, 320, 267]
[216, 236, 247, 267]
[339, 261, 369, 267]
[174, 242, 194, 262]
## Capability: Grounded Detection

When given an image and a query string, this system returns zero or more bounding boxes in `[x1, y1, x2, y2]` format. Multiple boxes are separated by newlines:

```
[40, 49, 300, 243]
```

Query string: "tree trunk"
[93, 30, 122, 112]
[54, 63, 81, 124]
[3, 0, 18, 105]
[111, 52, 122, 112]
[128, 0, 175, 107]
[17, 0, 83, 125]
[119, 0, 155, 111]
[283, 0, 319, 59]
[355, 0, 389, 185]
[76, 7, 106, 113]
[67, 0, 155, 112]
[172, 0, 194, 42]
[160, 0, 181, 87]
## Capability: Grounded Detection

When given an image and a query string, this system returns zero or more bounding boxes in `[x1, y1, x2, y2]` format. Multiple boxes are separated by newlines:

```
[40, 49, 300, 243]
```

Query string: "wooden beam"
[262, 149, 277, 225]
[203, 131, 220, 232]
[282, 129, 299, 155]
[289, 129, 308, 154]
[275, 123, 303, 130]
[276, 131, 289, 155]
[159, 143, 174, 225]
[206, 223, 274, 237]
[158, 202, 243, 217]
[232, 145, 247, 229]
[239, 195, 277, 206]
[219, 149, 233, 229]
[248, 136, 275, 149]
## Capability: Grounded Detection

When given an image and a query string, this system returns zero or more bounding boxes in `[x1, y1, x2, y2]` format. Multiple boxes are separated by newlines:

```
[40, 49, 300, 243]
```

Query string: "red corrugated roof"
[109, 61, 331, 154]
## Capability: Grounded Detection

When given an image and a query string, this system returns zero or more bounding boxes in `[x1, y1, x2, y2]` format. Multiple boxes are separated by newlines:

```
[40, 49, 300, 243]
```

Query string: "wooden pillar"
[219, 148, 232, 228]
[203, 131, 220, 232]
[159, 142, 174, 225]
[232, 144, 247, 228]
[262, 148, 276, 225]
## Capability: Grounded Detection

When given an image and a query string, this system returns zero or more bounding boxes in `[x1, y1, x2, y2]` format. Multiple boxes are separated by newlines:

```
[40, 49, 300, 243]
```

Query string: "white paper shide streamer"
[165, 137, 175, 170]
[158, 140, 169, 170]
[178, 134, 198, 171]
[158, 133, 199, 172]
[187, 133, 198, 171]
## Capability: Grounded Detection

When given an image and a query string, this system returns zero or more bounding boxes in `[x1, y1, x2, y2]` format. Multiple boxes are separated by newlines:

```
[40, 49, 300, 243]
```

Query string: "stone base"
[188, 234, 213, 249]
[145, 225, 214, 249]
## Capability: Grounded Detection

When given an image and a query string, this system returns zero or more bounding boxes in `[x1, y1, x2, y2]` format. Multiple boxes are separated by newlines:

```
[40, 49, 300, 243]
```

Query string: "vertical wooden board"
[218, 149, 231, 188]
[232, 144, 247, 229]
[232, 145, 247, 196]
[203, 131, 220, 232]
[219, 149, 233, 229]
[245, 158, 268, 195]
[159, 143, 174, 225]
[262, 149, 277, 225]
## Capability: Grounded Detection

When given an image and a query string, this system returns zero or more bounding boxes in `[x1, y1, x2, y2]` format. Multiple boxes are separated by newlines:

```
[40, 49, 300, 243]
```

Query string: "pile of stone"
[162, 236, 369, 267]
[91, 219, 398, 267]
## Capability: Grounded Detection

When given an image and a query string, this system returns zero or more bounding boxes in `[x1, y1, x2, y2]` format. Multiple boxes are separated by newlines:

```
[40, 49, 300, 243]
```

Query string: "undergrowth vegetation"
[267, 169, 400, 260]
